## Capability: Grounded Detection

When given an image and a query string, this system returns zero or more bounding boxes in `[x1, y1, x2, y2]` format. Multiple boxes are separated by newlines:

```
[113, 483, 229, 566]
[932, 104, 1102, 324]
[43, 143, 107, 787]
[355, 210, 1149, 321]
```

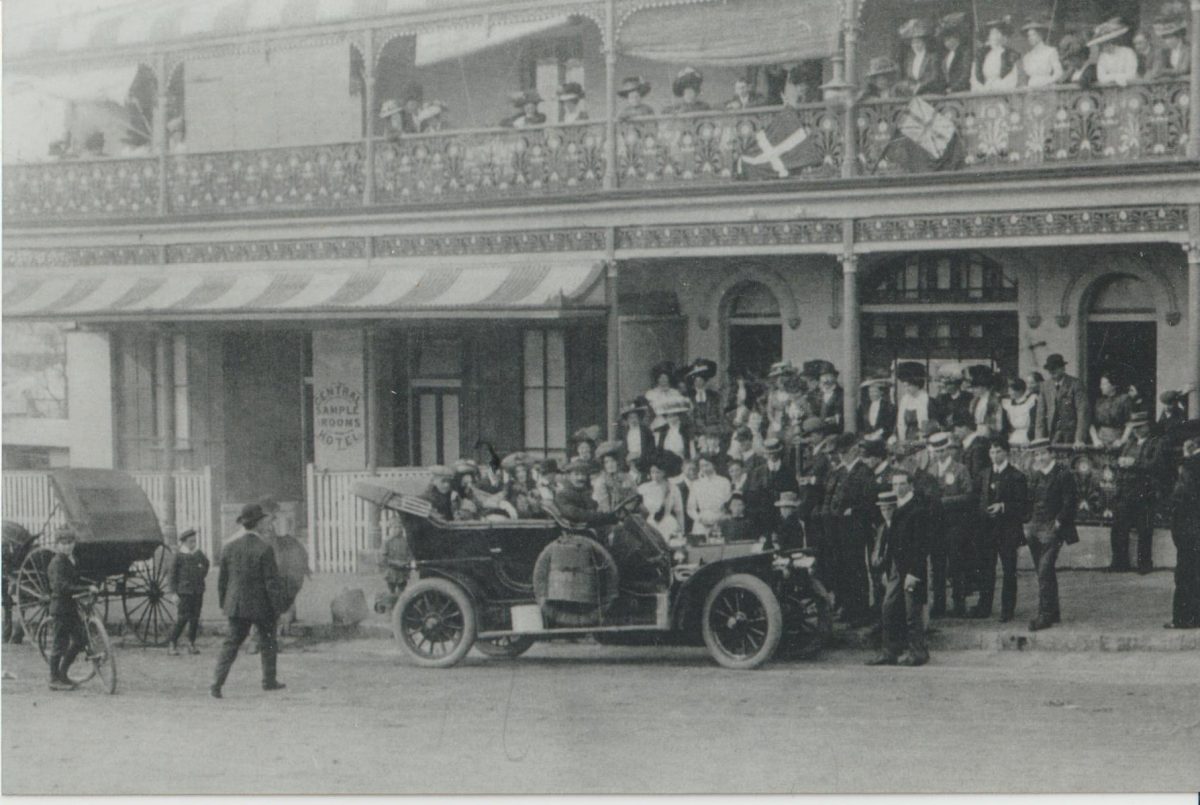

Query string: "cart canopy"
[49, 469, 163, 545]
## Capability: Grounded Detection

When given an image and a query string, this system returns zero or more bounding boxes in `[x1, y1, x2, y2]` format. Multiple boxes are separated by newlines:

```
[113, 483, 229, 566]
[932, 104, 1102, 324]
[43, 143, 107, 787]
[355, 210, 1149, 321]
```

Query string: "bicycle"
[36, 586, 118, 694]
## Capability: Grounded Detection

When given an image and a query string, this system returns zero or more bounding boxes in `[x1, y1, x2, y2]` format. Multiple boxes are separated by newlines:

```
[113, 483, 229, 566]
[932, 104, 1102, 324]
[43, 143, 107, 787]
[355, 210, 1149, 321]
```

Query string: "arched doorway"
[723, 281, 782, 381]
[1084, 273, 1157, 408]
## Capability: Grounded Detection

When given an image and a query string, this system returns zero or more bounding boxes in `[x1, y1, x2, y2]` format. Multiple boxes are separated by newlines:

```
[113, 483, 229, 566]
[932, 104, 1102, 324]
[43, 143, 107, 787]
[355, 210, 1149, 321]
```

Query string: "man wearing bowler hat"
[1025, 438, 1079, 630]
[829, 433, 876, 627]
[973, 438, 1029, 622]
[1037, 353, 1090, 447]
[1111, 410, 1165, 573]
[211, 503, 286, 698]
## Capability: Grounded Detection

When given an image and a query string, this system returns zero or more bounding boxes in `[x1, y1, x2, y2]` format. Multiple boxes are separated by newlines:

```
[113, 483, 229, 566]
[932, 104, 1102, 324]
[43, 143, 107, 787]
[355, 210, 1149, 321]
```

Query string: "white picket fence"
[305, 464, 430, 573]
[2, 467, 215, 556]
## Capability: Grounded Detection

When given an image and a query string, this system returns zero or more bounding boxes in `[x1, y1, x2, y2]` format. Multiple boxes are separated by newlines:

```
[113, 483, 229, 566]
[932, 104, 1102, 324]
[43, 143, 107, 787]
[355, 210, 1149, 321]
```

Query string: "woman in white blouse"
[1001, 377, 1038, 446]
[972, 18, 1022, 91]
[638, 461, 685, 540]
[1021, 18, 1063, 87]
[1089, 18, 1139, 86]
[685, 454, 732, 538]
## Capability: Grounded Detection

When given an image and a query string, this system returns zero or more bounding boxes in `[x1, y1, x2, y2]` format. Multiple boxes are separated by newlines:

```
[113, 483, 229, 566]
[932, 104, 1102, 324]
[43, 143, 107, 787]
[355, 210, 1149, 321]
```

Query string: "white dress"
[1097, 47, 1139, 86]
[973, 47, 1020, 91]
[1001, 394, 1037, 445]
[686, 474, 732, 536]
[1023, 43, 1063, 88]
[638, 480, 684, 538]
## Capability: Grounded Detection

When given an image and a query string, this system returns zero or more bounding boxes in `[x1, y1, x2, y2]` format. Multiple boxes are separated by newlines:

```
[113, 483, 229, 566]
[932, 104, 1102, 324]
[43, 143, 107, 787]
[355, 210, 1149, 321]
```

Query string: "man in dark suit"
[744, 437, 798, 536]
[1036, 353, 1090, 447]
[974, 439, 1029, 622]
[867, 475, 931, 666]
[1110, 411, 1165, 573]
[829, 433, 876, 626]
[47, 527, 89, 691]
[211, 503, 286, 698]
[1025, 439, 1079, 630]
[1166, 430, 1200, 629]
[555, 460, 620, 530]
[920, 432, 976, 617]
[420, 465, 455, 520]
[815, 363, 845, 435]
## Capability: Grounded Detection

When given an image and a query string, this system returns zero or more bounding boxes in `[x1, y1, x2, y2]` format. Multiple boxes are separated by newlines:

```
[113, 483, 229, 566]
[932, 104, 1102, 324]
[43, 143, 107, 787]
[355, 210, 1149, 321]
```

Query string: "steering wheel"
[614, 493, 643, 518]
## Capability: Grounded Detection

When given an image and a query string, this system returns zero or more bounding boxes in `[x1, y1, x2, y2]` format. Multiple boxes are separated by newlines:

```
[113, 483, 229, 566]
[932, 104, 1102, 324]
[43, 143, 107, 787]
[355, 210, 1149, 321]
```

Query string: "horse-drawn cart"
[4, 469, 177, 646]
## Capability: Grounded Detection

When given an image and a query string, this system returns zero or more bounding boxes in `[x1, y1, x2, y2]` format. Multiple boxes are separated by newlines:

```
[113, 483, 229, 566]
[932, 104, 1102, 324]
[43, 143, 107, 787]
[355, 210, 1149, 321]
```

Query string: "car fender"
[672, 553, 777, 634]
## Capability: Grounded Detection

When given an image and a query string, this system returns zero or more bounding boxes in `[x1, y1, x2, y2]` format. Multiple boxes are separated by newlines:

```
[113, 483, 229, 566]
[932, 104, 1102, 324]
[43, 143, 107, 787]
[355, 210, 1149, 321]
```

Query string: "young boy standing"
[167, 528, 210, 655]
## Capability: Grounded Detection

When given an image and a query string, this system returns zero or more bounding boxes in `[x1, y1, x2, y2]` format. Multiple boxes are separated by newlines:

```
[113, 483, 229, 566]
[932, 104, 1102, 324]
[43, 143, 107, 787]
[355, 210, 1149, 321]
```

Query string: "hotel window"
[154, 335, 190, 449]
[523, 330, 567, 455]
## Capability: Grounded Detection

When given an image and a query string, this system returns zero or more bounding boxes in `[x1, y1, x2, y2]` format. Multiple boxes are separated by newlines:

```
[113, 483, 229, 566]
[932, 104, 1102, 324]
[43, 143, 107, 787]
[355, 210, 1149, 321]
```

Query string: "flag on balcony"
[874, 96, 966, 174]
[736, 107, 826, 180]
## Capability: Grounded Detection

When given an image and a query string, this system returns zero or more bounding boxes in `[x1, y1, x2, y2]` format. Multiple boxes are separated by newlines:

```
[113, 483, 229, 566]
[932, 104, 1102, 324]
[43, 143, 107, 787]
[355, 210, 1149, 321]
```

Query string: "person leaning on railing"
[1020, 16, 1063, 88]
[1090, 18, 1140, 87]
[1148, 16, 1190, 78]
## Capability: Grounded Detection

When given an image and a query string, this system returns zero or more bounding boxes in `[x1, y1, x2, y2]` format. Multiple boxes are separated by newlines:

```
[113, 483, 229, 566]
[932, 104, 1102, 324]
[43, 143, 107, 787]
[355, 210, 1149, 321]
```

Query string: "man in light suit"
[211, 503, 286, 698]
[1037, 353, 1090, 447]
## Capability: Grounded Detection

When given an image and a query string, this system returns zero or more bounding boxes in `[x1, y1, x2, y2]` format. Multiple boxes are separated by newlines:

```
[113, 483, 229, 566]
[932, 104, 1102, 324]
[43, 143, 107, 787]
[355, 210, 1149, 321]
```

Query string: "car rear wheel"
[393, 579, 477, 668]
[701, 573, 782, 670]
[474, 635, 535, 658]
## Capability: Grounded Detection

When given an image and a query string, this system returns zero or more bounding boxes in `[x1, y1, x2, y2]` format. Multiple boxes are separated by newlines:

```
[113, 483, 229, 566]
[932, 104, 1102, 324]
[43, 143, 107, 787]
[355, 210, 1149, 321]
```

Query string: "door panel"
[1087, 322, 1156, 410]
[618, 317, 685, 403]
[729, 324, 782, 381]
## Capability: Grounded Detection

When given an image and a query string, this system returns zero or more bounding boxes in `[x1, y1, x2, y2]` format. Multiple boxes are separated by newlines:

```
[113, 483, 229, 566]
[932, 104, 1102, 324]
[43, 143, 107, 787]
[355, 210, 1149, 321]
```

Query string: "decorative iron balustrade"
[166, 143, 365, 214]
[373, 121, 606, 205]
[857, 79, 1189, 176]
[3, 157, 160, 219]
[1, 80, 1190, 222]
[616, 104, 843, 186]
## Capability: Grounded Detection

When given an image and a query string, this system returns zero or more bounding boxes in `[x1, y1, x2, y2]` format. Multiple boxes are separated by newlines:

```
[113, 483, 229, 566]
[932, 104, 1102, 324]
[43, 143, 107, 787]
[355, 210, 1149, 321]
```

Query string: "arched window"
[865, 252, 1016, 305]
[727, 281, 781, 320]
[1088, 273, 1155, 317]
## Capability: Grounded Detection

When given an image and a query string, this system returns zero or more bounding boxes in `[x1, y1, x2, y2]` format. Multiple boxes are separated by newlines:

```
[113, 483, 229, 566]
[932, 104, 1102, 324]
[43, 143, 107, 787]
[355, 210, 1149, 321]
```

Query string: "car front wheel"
[393, 578, 477, 668]
[701, 573, 783, 670]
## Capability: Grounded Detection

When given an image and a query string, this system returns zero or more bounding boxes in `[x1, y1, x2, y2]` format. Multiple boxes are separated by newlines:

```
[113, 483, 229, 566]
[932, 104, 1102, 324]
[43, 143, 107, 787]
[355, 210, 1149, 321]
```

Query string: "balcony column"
[603, 0, 618, 190]
[840, 0, 860, 178]
[839, 223, 861, 432]
[156, 331, 178, 546]
[1189, 1, 1200, 160]
[156, 53, 169, 215]
[364, 28, 377, 205]
[1188, 206, 1200, 418]
[606, 229, 621, 440]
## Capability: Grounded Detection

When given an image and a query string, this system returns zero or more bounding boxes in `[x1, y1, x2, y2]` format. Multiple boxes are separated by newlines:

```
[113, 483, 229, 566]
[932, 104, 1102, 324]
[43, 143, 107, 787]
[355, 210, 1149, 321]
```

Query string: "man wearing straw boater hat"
[1025, 438, 1079, 631]
[211, 503, 287, 698]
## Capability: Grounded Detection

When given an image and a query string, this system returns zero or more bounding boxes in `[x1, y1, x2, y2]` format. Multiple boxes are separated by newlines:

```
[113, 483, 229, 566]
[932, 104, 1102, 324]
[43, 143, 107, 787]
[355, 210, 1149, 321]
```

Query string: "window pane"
[173, 335, 190, 444]
[524, 331, 544, 389]
[442, 394, 460, 463]
[546, 388, 567, 449]
[419, 394, 438, 464]
[524, 389, 546, 449]
[546, 330, 566, 387]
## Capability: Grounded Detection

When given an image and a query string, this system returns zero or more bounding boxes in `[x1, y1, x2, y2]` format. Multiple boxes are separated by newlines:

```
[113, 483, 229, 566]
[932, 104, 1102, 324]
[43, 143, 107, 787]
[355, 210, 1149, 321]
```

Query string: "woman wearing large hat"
[973, 17, 1021, 91]
[592, 441, 637, 513]
[616, 76, 655, 120]
[502, 89, 547, 128]
[557, 82, 589, 123]
[644, 361, 680, 427]
[858, 376, 896, 443]
[938, 12, 973, 92]
[861, 56, 901, 100]
[686, 358, 723, 438]
[665, 68, 710, 114]
[898, 18, 946, 95]
[619, 397, 657, 470]
[1089, 18, 1138, 86]
[1149, 14, 1190, 78]
[653, 392, 694, 461]
[1021, 16, 1063, 87]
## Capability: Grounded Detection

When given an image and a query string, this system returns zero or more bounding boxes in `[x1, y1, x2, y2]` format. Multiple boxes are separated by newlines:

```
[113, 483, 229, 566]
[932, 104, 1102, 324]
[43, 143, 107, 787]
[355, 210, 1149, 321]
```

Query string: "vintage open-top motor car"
[354, 481, 831, 670]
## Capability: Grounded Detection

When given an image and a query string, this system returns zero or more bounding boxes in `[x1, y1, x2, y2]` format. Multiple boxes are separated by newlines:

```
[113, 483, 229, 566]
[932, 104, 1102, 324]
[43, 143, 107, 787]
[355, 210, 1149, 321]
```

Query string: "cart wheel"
[701, 573, 783, 670]
[474, 635, 535, 659]
[122, 546, 177, 646]
[781, 585, 832, 660]
[36, 617, 100, 686]
[14, 547, 54, 637]
[392, 578, 477, 668]
[86, 615, 118, 694]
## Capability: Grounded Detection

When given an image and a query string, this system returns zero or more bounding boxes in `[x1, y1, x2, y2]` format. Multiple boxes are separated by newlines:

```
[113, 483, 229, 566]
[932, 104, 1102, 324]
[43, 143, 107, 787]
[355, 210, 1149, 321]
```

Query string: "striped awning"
[2, 260, 606, 321]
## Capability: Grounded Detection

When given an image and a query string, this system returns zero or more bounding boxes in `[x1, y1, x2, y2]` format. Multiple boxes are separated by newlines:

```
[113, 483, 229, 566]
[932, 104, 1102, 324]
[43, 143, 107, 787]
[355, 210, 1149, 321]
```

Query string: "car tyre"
[474, 635, 535, 658]
[393, 578, 477, 668]
[701, 573, 783, 670]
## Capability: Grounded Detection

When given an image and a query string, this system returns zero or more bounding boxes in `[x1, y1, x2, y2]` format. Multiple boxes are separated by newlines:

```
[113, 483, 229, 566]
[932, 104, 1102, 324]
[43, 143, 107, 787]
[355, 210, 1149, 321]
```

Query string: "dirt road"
[3, 637, 1198, 794]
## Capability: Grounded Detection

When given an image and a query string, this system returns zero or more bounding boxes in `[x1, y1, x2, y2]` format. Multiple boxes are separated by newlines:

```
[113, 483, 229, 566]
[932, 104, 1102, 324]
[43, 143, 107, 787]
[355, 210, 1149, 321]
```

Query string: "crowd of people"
[395, 352, 1200, 666]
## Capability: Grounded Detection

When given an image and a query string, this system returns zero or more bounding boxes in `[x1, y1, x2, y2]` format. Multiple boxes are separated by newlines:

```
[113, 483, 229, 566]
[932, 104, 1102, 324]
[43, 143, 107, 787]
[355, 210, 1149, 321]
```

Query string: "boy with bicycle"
[47, 526, 89, 691]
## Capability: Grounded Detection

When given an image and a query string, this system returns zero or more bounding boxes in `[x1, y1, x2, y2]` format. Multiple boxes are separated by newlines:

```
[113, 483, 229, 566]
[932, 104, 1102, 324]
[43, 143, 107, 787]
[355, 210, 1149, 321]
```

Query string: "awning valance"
[2, 260, 606, 321]
[414, 16, 571, 67]
[617, 0, 843, 66]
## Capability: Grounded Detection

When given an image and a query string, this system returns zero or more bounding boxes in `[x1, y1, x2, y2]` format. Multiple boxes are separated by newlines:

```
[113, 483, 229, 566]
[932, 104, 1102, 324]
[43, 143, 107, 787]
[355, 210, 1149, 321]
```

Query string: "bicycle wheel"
[86, 615, 117, 694]
[38, 617, 98, 686]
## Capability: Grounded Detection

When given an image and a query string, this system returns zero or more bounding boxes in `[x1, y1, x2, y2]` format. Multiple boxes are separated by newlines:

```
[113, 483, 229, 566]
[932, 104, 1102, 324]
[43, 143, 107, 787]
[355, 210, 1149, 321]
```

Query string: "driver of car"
[421, 465, 455, 520]
[555, 459, 621, 533]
